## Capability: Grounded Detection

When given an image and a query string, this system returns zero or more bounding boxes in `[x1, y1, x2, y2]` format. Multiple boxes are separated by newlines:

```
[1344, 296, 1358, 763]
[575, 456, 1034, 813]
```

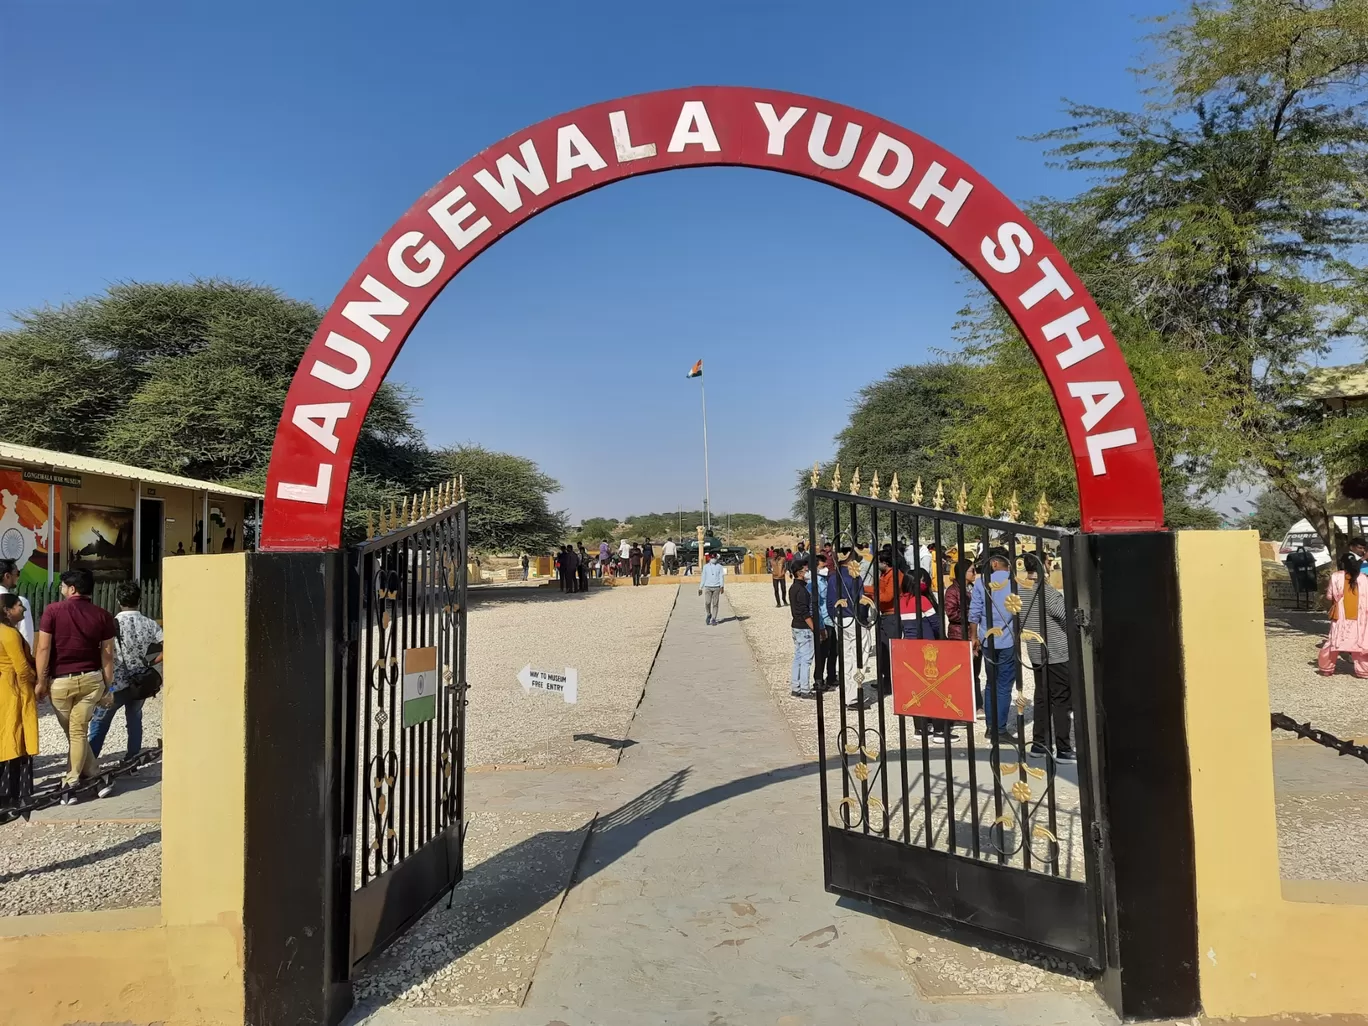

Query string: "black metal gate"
[339, 490, 469, 971]
[808, 486, 1104, 966]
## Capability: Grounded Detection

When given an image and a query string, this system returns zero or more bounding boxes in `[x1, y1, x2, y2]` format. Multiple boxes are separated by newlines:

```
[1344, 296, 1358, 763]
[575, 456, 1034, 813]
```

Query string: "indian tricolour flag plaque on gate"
[402, 647, 438, 728]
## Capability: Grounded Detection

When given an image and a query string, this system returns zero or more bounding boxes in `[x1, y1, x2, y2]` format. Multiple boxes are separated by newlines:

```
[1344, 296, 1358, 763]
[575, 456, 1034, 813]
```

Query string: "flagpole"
[700, 379, 711, 533]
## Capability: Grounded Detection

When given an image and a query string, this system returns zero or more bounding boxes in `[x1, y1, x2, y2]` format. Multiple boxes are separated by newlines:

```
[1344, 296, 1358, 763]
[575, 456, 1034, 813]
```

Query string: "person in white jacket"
[0, 560, 34, 647]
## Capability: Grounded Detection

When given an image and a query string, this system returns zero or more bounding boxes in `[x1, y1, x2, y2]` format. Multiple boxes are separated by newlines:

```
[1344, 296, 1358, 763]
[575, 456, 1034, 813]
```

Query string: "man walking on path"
[699, 552, 725, 625]
[771, 548, 788, 606]
[521, 553, 530, 581]
[642, 539, 655, 582]
[1020, 553, 1074, 761]
[35, 569, 116, 800]
[832, 552, 871, 707]
[0, 560, 34, 647]
[788, 561, 815, 697]
[662, 537, 678, 576]
[629, 542, 643, 586]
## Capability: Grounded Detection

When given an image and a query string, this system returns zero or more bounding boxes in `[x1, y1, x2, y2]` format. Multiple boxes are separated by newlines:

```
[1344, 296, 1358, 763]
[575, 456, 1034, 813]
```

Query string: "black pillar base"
[1075, 532, 1200, 1020]
[243, 551, 352, 1026]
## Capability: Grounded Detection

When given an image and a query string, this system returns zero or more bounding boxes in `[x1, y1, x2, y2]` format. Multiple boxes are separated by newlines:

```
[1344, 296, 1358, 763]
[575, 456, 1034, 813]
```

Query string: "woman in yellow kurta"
[0, 592, 38, 808]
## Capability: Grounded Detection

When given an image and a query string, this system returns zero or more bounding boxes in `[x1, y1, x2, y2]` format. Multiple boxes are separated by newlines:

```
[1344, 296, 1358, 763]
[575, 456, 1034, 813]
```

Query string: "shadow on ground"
[349, 752, 1094, 1015]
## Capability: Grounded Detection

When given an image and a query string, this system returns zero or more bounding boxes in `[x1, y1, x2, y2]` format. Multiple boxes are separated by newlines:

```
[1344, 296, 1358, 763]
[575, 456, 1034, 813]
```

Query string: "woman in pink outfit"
[1319, 553, 1368, 678]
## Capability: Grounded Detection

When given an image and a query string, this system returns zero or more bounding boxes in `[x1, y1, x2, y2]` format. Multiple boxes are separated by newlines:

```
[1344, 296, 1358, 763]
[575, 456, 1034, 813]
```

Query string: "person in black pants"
[772, 556, 788, 607]
[812, 554, 838, 688]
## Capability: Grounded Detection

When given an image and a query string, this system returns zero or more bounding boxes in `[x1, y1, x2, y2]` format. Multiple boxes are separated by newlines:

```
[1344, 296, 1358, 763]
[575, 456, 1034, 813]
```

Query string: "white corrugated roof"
[0, 440, 262, 499]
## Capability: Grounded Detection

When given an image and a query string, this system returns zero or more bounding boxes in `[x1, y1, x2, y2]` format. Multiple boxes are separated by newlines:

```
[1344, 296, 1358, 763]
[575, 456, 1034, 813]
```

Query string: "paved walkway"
[357, 588, 1113, 1026]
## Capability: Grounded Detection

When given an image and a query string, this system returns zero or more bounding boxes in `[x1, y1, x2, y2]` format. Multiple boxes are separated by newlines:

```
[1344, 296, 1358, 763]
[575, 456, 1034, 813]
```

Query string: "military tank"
[676, 532, 748, 568]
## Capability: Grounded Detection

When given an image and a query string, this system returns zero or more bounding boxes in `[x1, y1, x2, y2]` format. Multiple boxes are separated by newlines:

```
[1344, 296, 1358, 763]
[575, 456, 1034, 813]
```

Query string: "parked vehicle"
[1278, 517, 1351, 569]
[677, 533, 747, 567]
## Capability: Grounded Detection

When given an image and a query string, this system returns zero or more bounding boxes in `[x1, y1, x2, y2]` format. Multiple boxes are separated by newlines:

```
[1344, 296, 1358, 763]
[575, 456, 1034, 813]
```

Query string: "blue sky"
[2, 0, 1189, 522]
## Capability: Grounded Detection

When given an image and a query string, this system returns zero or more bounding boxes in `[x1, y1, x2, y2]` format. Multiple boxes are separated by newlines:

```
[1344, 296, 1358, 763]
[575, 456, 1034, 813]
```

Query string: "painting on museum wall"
[67, 503, 134, 581]
[0, 470, 59, 586]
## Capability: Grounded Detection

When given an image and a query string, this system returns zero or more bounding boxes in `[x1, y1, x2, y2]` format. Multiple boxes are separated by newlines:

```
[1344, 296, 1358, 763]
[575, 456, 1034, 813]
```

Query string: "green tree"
[1238, 488, 1304, 539]
[574, 517, 620, 542]
[947, 0, 1368, 549]
[0, 280, 476, 543]
[793, 362, 972, 519]
[435, 445, 566, 554]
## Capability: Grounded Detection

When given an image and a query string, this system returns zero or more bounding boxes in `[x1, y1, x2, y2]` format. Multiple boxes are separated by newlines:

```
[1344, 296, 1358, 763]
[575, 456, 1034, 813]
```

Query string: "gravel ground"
[353, 808, 592, 1010]
[463, 585, 676, 768]
[32, 692, 163, 787]
[1265, 609, 1367, 739]
[0, 820, 160, 915]
[725, 583, 1086, 881]
[1276, 792, 1368, 882]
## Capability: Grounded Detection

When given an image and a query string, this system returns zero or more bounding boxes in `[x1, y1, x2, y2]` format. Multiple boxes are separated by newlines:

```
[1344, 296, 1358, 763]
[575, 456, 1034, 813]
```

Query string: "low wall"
[1178, 531, 1368, 1017]
[0, 554, 247, 1026]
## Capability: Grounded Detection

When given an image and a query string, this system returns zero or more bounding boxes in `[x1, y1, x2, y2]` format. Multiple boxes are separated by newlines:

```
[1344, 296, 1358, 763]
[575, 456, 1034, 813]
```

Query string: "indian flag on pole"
[687, 359, 703, 379]
[402, 646, 438, 727]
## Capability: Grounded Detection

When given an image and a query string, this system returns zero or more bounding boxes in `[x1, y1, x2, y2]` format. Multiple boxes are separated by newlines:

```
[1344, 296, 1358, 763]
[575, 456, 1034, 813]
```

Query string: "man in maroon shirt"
[35, 569, 116, 795]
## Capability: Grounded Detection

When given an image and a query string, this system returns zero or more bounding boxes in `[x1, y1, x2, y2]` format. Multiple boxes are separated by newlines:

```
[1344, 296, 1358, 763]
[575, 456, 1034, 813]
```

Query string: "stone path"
[353, 588, 1114, 1026]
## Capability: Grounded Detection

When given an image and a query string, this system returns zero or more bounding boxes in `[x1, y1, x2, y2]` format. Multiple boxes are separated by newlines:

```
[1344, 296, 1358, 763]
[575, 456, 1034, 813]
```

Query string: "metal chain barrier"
[1270, 713, 1368, 765]
[0, 740, 163, 826]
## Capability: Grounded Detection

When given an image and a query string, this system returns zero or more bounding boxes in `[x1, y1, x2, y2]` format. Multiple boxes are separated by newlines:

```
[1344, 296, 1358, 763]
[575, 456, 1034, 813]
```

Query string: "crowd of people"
[0, 567, 162, 811]
[777, 538, 1076, 762]
[539, 536, 694, 593]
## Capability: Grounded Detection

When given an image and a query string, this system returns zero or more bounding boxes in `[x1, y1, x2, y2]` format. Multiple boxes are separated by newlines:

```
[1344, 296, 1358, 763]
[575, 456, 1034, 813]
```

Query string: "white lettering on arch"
[309, 332, 372, 391]
[1067, 381, 1124, 432]
[807, 113, 861, 170]
[858, 133, 914, 190]
[291, 402, 351, 455]
[909, 161, 973, 227]
[387, 231, 445, 289]
[1042, 307, 1105, 369]
[755, 103, 806, 156]
[667, 100, 721, 153]
[472, 141, 550, 213]
[428, 186, 491, 250]
[276, 463, 333, 505]
[556, 123, 607, 182]
[981, 222, 1033, 274]
[609, 110, 656, 162]
[341, 275, 408, 343]
[1086, 429, 1139, 475]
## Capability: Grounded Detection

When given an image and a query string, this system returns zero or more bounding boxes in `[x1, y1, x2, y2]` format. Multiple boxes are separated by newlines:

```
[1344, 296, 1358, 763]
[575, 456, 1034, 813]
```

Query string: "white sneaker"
[96, 780, 115, 799]
[60, 792, 80, 806]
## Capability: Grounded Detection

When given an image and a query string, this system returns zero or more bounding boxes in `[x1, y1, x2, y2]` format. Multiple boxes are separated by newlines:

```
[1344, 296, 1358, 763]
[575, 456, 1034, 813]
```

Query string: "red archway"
[262, 87, 1163, 550]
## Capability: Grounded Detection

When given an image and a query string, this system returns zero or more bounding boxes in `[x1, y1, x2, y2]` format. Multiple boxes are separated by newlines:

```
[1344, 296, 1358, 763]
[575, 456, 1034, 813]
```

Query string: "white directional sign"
[518, 664, 578, 704]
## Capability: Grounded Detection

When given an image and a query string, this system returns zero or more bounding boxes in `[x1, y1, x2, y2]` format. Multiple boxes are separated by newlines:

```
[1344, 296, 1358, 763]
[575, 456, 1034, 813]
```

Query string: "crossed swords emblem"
[899, 657, 965, 717]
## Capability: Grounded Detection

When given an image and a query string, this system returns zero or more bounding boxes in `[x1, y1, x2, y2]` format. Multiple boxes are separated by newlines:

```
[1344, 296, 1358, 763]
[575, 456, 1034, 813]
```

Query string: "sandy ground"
[464, 585, 676, 768]
[1265, 608, 1366, 739]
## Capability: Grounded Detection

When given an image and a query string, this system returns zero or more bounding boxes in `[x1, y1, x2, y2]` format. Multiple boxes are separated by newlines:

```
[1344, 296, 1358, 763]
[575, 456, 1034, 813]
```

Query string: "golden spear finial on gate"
[1007, 491, 1020, 523]
[459, 474, 466, 501]
[888, 473, 901, 503]
[830, 463, 842, 492]
[810, 462, 820, 488]
[955, 482, 968, 514]
[367, 511, 376, 540]
[849, 467, 861, 495]
[933, 480, 945, 510]
[401, 496, 411, 525]
[911, 477, 923, 506]
[1035, 492, 1052, 527]
[869, 471, 880, 499]
[981, 487, 994, 519]
[427, 488, 436, 516]
[388, 500, 398, 531]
